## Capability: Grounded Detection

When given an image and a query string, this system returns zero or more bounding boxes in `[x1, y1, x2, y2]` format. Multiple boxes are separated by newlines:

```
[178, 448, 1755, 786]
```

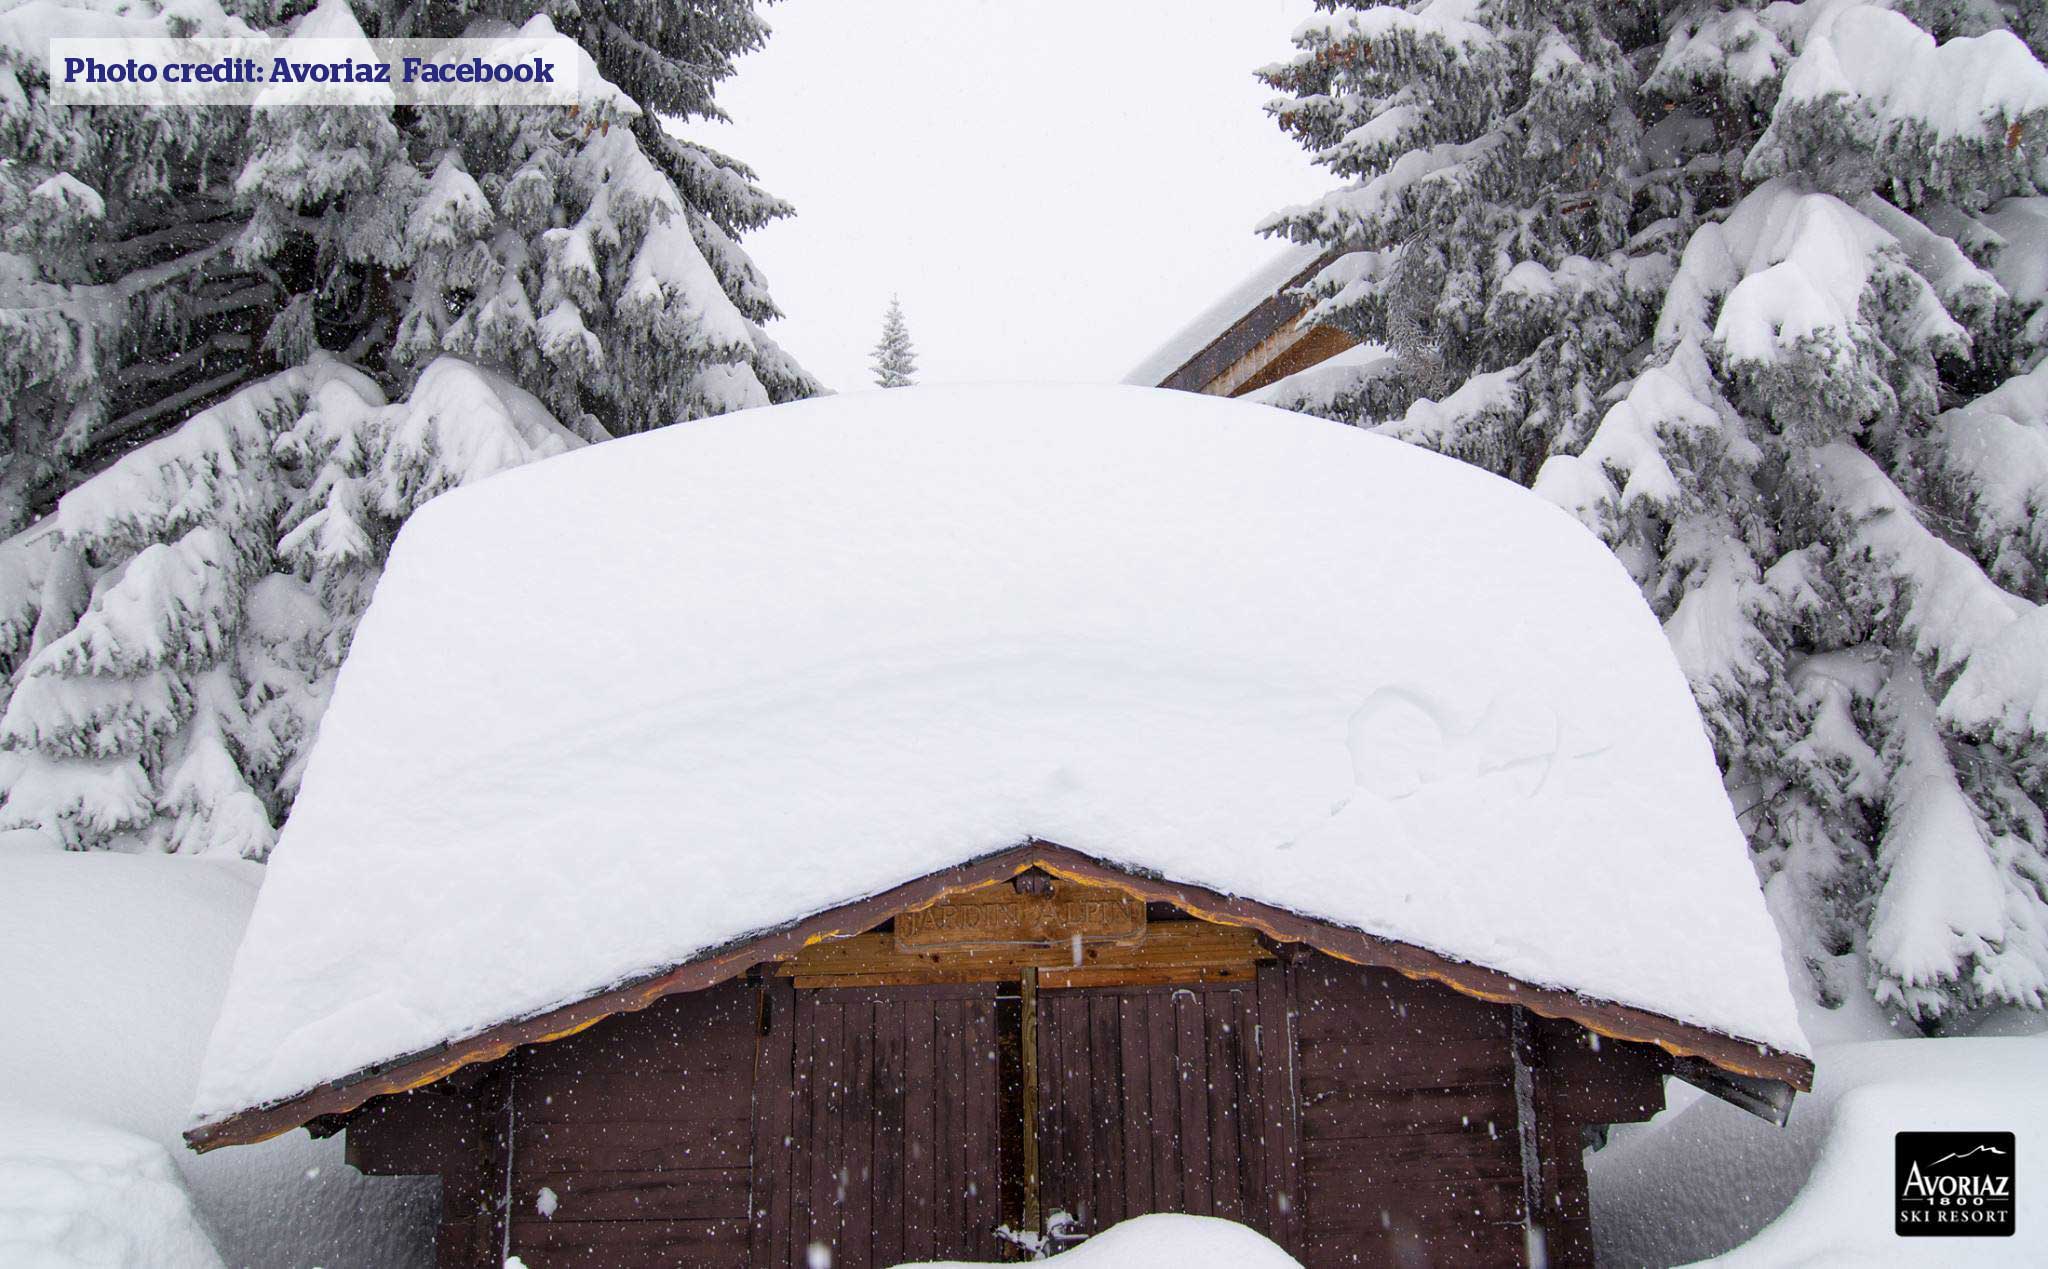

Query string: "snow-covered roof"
[1122, 242, 1325, 387]
[193, 385, 1806, 1126]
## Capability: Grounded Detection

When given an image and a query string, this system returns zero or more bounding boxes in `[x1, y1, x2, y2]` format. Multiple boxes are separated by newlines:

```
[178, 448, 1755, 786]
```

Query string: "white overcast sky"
[678, 0, 1328, 392]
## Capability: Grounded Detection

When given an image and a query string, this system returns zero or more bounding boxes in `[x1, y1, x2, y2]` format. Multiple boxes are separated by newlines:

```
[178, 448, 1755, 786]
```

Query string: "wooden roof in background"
[1153, 250, 1348, 395]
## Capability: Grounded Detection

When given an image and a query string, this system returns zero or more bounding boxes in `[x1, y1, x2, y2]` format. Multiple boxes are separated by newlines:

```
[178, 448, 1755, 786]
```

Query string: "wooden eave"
[185, 838, 1814, 1153]
[1155, 250, 1343, 395]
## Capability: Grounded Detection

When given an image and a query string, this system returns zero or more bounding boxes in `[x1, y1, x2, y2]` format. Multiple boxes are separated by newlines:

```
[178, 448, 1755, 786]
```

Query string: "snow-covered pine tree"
[1257, 0, 1661, 483]
[0, 0, 818, 857]
[244, 0, 820, 434]
[871, 296, 919, 388]
[0, 356, 586, 856]
[0, 2, 271, 533]
[1261, 1, 2048, 1030]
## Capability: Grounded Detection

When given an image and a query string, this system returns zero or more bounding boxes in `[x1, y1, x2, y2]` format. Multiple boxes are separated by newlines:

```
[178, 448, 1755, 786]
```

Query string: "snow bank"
[897, 1213, 1301, 1268]
[1590, 1036, 2047, 1265]
[0, 851, 433, 1267]
[195, 384, 1805, 1124]
[0, 1106, 225, 1269]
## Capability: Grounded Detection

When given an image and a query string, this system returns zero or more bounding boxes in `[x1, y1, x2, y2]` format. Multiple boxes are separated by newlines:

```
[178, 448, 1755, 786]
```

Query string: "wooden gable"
[189, 840, 1809, 1156]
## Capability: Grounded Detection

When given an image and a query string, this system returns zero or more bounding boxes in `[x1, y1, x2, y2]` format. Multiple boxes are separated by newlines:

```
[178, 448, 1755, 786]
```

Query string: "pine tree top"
[871, 296, 919, 389]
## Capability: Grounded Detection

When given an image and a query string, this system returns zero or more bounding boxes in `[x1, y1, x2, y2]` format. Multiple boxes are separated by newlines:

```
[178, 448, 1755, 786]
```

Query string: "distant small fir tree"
[870, 297, 919, 388]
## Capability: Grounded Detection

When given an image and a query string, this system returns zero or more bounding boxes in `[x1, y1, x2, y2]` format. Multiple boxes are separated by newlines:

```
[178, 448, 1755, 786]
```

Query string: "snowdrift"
[0, 844, 432, 1266]
[895, 1212, 1302, 1268]
[1592, 1035, 2047, 1264]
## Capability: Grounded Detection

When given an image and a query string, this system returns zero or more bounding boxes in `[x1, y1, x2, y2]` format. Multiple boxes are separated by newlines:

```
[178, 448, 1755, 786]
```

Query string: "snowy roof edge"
[186, 838, 1814, 1153]
[1122, 241, 1328, 388]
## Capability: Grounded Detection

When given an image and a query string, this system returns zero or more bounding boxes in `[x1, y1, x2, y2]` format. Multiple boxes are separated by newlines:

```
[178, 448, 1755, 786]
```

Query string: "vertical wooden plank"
[1146, 991, 1179, 1213]
[788, 992, 816, 1266]
[1058, 993, 1092, 1229]
[1256, 961, 1299, 1252]
[750, 979, 798, 1269]
[1206, 989, 1244, 1223]
[1033, 984, 1063, 1233]
[1020, 969, 1043, 1240]
[1174, 989, 1212, 1215]
[808, 1000, 845, 1265]
[903, 994, 937, 1264]
[1035, 992, 1061, 1226]
[963, 997, 999, 1259]
[430, 1083, 492, 1269]
[487, 1062, 518, 1266]
[1087, 992, 1123, 1232]
[1117, 992, 1154, 1221]
[1235, 983, 1268, 1226]
[1525, 1015, 1597, 1268]
[938, 997, 967, 1252]
[842, 999, 876, 1269]
[872, 997, 906, 1269]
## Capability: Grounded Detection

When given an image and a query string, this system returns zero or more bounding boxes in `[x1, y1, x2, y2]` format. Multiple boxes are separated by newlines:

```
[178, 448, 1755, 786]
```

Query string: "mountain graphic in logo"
[1929, 1144, 2009, 1168]
[1896, 1131, 2016, 1239]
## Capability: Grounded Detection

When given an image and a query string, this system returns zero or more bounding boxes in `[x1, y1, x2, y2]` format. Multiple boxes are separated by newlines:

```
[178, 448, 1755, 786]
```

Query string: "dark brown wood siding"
[1291, 958, 1527, 1267]
[752, 981, 1010, 1268]
[346, 1073, 507, 1268]
[342, 936, 1677, 1269]
[508, 982, 760, 1267]
[1032, 966, 1298, 1248]
[1517, 1011, 1667, 1266]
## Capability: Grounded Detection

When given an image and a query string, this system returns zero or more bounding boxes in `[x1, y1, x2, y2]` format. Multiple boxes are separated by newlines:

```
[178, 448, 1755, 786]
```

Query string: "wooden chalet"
[185, 387, 1813, 1267]
[189, 838, 1809, 1267]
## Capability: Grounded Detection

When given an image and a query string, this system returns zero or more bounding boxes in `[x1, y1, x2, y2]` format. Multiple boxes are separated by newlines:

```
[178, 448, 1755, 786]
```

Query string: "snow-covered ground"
[892, 1213, 1302, 1268]
[0, 837, 433, 1267]
[0, 1108, 224, 1269]
[1592, 1027, 2048, 1265]
[5, 831, 2033, 1269]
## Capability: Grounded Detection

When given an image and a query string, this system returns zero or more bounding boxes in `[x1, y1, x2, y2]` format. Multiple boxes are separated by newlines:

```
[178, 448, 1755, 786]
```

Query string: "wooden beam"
[1672, 1056, 1797, 1125]
[186, 839, 1811, 1152]
[778, 920, 1269, 986]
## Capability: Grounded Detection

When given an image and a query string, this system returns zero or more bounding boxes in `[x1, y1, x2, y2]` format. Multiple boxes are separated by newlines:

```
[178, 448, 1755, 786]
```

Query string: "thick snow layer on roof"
[194, 385, 1805, 1122]
[1122, 242, 1324, 386]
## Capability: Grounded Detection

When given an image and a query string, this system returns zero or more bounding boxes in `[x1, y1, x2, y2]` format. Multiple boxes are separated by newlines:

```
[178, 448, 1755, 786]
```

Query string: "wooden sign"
[896, 878, 1145, 952]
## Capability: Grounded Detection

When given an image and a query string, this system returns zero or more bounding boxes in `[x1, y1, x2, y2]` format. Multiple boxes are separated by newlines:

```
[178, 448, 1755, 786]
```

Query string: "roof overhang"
[1154, 250, 1341, 394]
[186, 838, 1812, 1152]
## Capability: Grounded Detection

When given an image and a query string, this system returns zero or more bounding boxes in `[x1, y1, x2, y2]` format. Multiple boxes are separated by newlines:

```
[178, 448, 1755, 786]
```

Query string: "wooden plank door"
[759, 982, 1009, 1268]
[1033, 968, 1297, 1252]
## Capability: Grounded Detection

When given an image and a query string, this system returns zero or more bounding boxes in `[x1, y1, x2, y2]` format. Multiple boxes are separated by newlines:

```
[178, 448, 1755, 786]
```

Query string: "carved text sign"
[896, 879, 1145, 951]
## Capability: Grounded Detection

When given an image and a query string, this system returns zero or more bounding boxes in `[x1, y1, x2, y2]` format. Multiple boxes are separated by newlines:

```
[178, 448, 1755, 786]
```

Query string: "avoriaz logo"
[1895, 1131, 2016, 1237]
